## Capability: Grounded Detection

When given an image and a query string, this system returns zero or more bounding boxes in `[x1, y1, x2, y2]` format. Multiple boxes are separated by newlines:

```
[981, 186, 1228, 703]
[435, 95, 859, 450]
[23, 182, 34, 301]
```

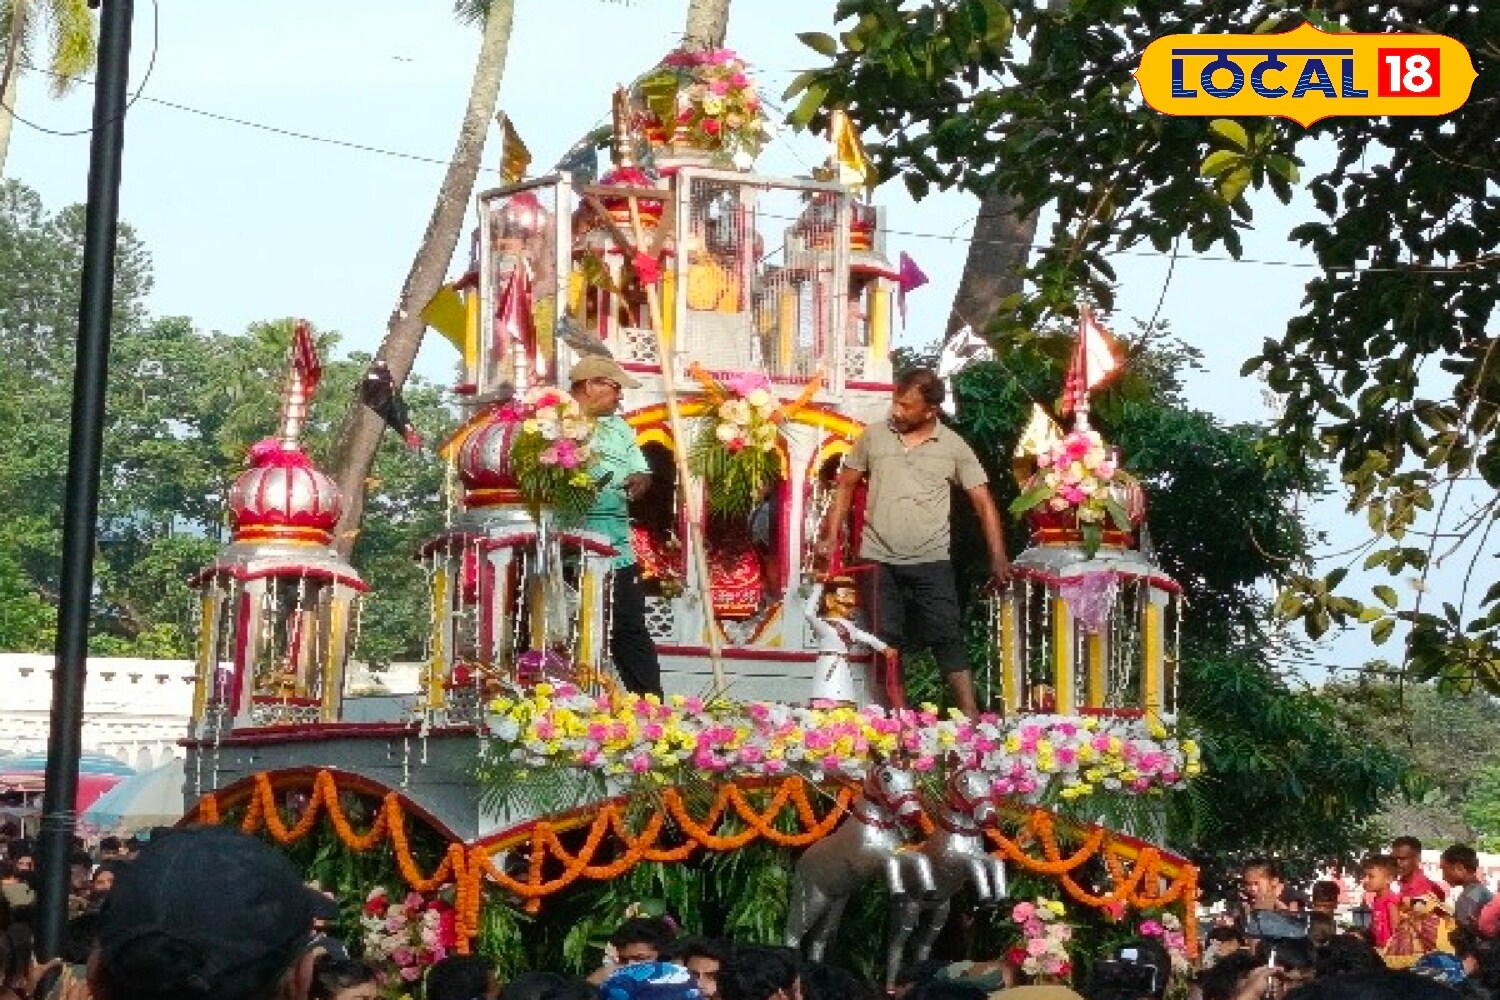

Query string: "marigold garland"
[189, 768, 1199, 956]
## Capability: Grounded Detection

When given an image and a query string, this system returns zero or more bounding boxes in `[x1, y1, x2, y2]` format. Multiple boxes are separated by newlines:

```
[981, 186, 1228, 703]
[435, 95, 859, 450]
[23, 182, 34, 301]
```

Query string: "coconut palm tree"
[0, 0, 97, 176]
[329, 0, 517, 555]
[681, 0, 729, 51]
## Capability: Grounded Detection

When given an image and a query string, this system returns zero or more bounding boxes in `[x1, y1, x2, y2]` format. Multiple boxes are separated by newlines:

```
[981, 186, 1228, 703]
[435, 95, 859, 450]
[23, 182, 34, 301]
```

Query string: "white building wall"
[0, 654, 196, 766]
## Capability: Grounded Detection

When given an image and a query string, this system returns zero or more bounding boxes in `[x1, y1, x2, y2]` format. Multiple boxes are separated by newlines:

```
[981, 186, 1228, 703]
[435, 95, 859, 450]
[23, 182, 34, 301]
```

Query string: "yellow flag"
[422, 285, 468, 355]
[829, 109, 876, 196]
[1014, 403, 1064, 458]
[1012, 402, 1064, 486]
[499, 112, 532, 185]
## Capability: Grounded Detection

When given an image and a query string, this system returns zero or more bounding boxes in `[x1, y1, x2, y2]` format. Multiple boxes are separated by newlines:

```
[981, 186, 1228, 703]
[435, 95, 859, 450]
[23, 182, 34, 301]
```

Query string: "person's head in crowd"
[1197, 952, 1263, 1000]
[1309, 880, 1341, 915]
[1085, 937, 1170, 1000]
[1242, 860, 1287, 911]
[427, 955, 498, 1000]
[1256, 937, 1315, 994]
[90, 824, 338, 1000]
[1389, 836, 1424, 883]
[717, 945, 800, 1000]
[308, 958, 379, 1000]
[1207, 925, 1247, 960]
[1439, 844, 1481, 888]
[610, 918, 677, 966]
[600, 962, 702, 1000]
[60, 911, 100, 969]
[797, 961, 879, 1000]
[1314, 933, 1385, 980]
[1306, 912, 1336, 947]
[68, 853, 92, 894]
[673, 938, 729, 1000]
[98, 837, 124, 859]
[9, 854, 32, 884]
[1360, 855, 1398, 897]
[1282, 970, 1460, 1000]
[500, 972, 567, 1000]
[89, 861, 124, 904]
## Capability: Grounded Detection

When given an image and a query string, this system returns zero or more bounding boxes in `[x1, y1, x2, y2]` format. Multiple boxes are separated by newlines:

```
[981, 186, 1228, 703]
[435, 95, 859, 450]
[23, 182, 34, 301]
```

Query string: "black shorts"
[859, 561, 969, 675]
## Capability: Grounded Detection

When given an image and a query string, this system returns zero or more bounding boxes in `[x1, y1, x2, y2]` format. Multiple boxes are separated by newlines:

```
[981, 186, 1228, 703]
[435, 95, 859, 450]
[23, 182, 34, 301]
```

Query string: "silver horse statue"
[884, 769, 1009, 988]
[785, 765, 936, 961]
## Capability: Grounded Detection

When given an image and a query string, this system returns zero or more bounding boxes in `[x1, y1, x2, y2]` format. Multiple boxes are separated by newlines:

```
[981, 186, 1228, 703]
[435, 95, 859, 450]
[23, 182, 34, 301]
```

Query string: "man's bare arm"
[966, 483, 1012, 586]
[815, 467, 865, 565]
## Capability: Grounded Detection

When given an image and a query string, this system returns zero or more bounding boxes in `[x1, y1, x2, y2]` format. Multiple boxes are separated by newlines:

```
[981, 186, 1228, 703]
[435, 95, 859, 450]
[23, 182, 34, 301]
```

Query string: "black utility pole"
[36, 0, 134, 960]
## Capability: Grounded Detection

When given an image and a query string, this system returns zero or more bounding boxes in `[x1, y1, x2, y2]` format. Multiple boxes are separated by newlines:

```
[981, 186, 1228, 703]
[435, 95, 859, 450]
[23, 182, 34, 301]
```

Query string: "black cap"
[98, 826, 337, 1000]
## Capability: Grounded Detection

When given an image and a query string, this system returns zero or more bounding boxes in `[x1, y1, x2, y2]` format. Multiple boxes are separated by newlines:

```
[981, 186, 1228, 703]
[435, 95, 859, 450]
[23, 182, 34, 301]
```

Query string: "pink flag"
[896, 251, 928, 324]
[291, 320, 322, 394]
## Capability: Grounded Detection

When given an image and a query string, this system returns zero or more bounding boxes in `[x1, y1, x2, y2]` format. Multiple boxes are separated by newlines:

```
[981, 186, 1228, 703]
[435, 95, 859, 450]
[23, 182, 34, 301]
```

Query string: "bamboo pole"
[607, 88, 726, 696]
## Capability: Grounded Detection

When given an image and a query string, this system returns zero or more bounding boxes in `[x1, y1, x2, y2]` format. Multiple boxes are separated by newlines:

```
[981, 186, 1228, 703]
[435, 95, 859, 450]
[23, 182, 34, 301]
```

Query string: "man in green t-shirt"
[570, 356, 661, 696]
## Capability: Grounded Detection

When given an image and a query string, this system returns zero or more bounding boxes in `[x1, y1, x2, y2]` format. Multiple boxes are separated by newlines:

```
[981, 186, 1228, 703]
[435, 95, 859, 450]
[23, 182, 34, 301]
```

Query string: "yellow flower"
[1046, 899, 1066, 917]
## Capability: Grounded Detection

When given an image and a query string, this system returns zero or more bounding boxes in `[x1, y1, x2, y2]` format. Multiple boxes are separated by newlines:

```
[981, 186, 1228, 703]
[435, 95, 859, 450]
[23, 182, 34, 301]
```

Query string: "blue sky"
[11, 0, 1457, 681]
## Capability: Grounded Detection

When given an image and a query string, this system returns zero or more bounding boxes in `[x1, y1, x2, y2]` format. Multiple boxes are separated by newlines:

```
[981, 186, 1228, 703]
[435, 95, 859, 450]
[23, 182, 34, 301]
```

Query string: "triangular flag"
[494, 263, 536, 363]
[1059, 306, 1121, 416]
[290, 320, 322, 394]
[896, 251, 928, 324]
[829, 109, 876, 196]
[498, 112, 532, 185]
[421, 285, 468, 355]
[1014, 403, 1064, 458]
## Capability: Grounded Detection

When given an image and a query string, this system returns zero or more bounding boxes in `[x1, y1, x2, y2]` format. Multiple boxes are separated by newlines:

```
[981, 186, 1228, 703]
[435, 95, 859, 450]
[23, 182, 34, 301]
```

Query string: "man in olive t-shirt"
[816, 368, 1010, 718]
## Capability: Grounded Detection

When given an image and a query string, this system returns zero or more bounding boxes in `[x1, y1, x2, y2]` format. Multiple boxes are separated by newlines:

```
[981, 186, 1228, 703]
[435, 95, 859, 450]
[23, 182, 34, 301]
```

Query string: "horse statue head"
[864, 764, 925, 822]
[943, 768, 997, 828]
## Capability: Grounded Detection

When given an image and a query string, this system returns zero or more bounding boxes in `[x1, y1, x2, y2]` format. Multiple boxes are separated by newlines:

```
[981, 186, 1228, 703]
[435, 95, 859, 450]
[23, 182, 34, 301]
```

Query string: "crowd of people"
[0, 824, 1497, 1000]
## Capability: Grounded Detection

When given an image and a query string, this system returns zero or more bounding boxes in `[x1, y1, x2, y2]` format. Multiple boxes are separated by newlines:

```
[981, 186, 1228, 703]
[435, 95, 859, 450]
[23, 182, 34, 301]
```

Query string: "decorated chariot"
[177, 48, 1202, 987]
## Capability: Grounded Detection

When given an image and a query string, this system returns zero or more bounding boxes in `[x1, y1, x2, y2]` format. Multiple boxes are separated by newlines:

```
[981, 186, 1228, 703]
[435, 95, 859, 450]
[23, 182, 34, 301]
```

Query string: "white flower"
[715, 423, 740, 444]
[746, 388, 772, 409]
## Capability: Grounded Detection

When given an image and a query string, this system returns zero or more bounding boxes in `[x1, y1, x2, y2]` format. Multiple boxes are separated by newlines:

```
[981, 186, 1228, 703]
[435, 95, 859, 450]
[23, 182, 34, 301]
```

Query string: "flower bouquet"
[636, 47, 769, 166]
[686, 367, 783, 518]
[360, 886, 458, 993]
[1010, 427, 1135, 557]
[499, 385, 599, 523]
[1007, 897, 1073, 981]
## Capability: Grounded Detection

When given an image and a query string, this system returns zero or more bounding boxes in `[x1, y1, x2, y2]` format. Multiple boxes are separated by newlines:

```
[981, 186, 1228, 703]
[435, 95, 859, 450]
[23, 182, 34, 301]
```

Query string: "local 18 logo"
[1135, 23, 1476, 126]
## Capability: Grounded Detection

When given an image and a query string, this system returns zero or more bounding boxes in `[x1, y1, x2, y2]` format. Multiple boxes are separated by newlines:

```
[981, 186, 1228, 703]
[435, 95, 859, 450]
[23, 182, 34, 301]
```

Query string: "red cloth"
[1478, 895, 1500, 938]
[1369, 889, 1400, 948]
[1400, 870, 1448, 902]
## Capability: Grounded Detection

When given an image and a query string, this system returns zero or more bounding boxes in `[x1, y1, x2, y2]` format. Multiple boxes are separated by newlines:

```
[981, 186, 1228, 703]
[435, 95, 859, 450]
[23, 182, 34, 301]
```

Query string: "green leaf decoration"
[1009, 483, 1055, 516]
[797, 31, 840, 58]
[1208, 119, 1249, 151]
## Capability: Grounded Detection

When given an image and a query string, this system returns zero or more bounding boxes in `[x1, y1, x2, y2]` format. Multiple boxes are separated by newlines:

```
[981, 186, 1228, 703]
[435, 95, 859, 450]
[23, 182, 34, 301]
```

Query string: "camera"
[1086, 939, 1169, 1000]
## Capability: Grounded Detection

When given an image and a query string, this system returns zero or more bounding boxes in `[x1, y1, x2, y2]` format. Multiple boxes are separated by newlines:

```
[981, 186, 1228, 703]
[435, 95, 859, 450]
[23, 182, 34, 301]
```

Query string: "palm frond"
[44, 0, 95, 97]
[451, 0, 491, 27]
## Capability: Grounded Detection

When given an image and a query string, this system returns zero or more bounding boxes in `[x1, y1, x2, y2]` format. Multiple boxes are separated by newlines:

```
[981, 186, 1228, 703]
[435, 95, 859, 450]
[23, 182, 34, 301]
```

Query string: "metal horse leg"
[807, 893, 849, 962]
[909, 898, 951, 964]
[885, 897, 924, 991]
[785, 880, 827, 953]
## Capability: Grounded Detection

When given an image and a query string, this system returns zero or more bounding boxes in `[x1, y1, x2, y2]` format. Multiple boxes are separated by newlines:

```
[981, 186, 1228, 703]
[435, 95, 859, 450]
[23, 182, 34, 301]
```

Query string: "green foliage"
[1323, 676, 1500, 844]
[688, 419, 779, 519]
[794, 0, 1500, 688]
[1169, 652, 1407, 902]
[0, 180, 452, 662]
[1462, 760, 1500, 853]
